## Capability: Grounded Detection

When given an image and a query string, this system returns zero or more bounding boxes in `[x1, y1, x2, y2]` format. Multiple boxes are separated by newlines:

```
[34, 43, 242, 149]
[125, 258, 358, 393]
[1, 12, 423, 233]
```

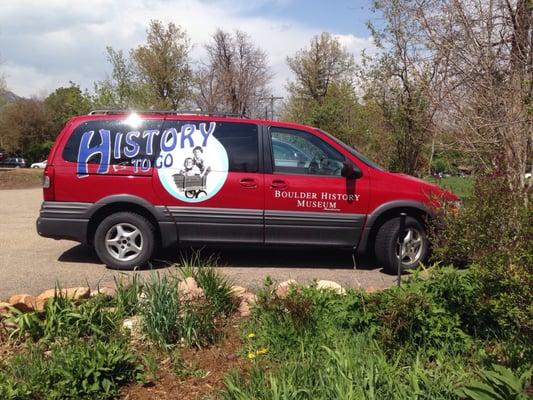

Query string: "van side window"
[62, 119, 163, 164]
[160, 121, 259, 173]
[270, 127, 345, 176]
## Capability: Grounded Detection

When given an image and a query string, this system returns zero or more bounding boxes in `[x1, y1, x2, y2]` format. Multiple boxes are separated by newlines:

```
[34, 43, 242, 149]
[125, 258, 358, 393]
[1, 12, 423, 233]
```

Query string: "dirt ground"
[0, 168, 43, 189]
[0, 187, 396, 301]
[123, 320, 250, 400]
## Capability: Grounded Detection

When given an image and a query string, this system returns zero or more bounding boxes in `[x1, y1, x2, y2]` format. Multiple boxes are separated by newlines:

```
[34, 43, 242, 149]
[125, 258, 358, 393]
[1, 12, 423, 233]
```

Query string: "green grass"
[177, 251, 236, 316]
[224, 335, 468, 400]
[427, 175, 474, 202]
[140, 273, 181, 348]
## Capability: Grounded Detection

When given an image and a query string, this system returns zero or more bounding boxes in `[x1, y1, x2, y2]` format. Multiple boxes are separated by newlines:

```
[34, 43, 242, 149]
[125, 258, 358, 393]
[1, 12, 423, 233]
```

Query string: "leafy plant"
[456, 364, 532, 400]
[171, 350, 206, 379]
[42, 296, 118, 340]
[6, 309, 43, 341]
[0, 339, 142, 400]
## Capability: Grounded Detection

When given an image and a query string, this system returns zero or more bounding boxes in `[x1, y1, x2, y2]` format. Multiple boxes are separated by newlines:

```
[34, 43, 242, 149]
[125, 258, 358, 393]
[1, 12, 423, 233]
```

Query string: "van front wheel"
[374, 216, 429, 274]
[94, 212, 155, 270]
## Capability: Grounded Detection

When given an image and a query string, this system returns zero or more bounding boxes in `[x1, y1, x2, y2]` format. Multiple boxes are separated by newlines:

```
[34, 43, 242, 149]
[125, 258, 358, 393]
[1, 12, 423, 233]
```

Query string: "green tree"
[282, 34, 358, 140]
[286, 32, 355, 102]
[0, 99, 52, 162]
[93, 47, 149, 109]
[44, 83, 92, 136]
[360, 0, 436, 176]
[95, 20, 192, 110]
[131, 20, 192, 109]
[281, 33, 388, 163]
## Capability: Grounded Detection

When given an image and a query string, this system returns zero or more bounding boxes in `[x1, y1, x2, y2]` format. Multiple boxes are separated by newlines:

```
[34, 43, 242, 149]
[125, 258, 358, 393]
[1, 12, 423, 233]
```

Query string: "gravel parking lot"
[0, 188, 396, 300]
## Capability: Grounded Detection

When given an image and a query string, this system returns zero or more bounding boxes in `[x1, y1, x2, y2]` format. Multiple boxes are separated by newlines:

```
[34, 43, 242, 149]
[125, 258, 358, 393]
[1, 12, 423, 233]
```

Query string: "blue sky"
[243, 0, 374, 36]
[0, 0, 377, 98]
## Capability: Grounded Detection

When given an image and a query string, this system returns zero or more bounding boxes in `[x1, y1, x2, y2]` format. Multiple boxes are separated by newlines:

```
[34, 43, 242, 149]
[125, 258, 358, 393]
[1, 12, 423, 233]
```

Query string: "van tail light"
[43, 165, 55, 201]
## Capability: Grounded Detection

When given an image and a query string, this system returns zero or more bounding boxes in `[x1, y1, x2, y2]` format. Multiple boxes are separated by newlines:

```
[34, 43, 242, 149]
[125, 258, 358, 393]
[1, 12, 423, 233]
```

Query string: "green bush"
[0, 339, 142, 400]
[370, 283, 472, 355]
[251, 275, 473, 359]
[227, 263, 532, 398]
[430, 175, 528, 267]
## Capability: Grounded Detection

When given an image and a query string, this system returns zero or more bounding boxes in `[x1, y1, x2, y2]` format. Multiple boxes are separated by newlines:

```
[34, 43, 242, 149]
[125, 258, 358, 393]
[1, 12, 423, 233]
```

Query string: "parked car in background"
[31, 160, 47, 168]
[0, 157, 26, 168]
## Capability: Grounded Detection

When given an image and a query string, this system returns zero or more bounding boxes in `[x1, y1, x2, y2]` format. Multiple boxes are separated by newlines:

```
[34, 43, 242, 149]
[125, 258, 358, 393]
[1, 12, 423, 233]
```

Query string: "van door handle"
[239, 178, 257, 189]
[270, 180, 288, 190]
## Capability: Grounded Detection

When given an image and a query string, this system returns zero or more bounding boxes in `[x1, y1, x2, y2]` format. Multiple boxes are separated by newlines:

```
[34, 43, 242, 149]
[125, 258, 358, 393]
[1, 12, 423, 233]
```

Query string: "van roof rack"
[88, 109, 249, 119]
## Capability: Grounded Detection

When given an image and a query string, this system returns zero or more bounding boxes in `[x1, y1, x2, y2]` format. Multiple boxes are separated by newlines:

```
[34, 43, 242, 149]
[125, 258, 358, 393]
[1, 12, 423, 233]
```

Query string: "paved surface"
[0, 188, 396, 300]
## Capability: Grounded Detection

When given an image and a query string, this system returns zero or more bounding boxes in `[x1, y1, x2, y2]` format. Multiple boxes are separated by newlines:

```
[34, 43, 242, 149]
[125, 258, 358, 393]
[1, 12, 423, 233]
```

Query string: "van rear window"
[62, 119, 163, 165]
[158, 120, 259, 173]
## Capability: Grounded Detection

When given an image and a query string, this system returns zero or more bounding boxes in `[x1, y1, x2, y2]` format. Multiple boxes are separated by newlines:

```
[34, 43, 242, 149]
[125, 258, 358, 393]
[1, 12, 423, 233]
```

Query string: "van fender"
[88, 194, 177, 248]
[357, 200, 431, 255]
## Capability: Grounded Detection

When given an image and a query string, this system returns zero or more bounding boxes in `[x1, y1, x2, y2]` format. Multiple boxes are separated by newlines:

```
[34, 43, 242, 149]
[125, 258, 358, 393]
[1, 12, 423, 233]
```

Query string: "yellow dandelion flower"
[256, 347, 268, 355]
[247, 332, 256, 339]
[247, 352, 256, 359]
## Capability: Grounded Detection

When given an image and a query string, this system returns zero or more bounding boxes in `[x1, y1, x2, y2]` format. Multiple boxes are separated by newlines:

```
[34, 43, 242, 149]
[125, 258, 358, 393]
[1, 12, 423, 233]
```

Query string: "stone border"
[0, 279, 382, 320]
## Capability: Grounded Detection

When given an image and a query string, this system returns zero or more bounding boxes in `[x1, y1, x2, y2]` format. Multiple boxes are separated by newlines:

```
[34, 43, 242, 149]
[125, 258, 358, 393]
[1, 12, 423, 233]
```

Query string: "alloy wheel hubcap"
[105, 223, 143, 261]
[396, 228, 424, 265]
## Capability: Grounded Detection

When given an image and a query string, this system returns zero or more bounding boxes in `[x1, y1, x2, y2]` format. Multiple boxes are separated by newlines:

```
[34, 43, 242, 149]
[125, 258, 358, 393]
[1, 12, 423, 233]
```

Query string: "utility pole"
[260, 95, 283, 120]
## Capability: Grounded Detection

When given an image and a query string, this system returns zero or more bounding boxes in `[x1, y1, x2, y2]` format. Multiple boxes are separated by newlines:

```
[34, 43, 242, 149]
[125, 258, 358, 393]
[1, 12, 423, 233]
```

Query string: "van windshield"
[318, 129, 385, 171]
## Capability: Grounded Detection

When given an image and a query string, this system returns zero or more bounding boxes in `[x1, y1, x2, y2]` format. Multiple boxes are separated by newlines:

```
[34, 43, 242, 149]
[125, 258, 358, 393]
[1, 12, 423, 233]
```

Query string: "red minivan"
[36, 111, 457, 273]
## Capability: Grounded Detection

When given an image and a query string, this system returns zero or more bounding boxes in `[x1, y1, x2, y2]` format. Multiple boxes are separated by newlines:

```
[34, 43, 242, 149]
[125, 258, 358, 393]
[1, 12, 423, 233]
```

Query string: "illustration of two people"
[179, 146, 210, 178]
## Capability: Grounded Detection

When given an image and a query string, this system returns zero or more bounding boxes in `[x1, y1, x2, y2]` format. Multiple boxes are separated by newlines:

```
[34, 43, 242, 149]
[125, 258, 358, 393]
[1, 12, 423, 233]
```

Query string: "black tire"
[94, 212, 155, 270]
[374, 216, 429, 274]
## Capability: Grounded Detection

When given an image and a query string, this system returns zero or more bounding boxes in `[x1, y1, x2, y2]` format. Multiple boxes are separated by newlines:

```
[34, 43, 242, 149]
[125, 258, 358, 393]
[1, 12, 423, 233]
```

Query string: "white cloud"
[0, 0, 375, 98]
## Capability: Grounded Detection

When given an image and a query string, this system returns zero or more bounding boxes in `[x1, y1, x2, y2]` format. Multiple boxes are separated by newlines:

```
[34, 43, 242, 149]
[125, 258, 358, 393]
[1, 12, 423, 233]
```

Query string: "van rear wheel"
[374, 216, 428, 274]
[94, 212, 155, 270]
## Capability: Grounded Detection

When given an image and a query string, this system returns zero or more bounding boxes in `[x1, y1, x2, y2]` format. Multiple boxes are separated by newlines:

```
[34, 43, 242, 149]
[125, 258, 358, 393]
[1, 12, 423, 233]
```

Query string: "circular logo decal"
[157, 123, 228, 202]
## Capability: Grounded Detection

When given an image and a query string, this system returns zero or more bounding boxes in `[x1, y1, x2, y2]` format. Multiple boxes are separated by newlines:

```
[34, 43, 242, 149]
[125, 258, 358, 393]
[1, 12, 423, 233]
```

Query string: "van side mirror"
[341, 162, 363, 179]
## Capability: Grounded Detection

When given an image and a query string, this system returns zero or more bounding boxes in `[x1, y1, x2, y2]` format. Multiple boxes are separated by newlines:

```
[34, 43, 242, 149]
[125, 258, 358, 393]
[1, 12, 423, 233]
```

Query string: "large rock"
[123, 315, 143, 341]
[37, 287, 90, 301]
[316, 280, 345, 295]
[238, 301, 252, 317]
[237, 290, 257, 318]
[230, 286, 247, 298]
[178, 277, 205, 302]
[8, 294, 45, 312]
[275, 279, 298, 298]
[90, 286, 117, 298]
[239, 291, 257, 304]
